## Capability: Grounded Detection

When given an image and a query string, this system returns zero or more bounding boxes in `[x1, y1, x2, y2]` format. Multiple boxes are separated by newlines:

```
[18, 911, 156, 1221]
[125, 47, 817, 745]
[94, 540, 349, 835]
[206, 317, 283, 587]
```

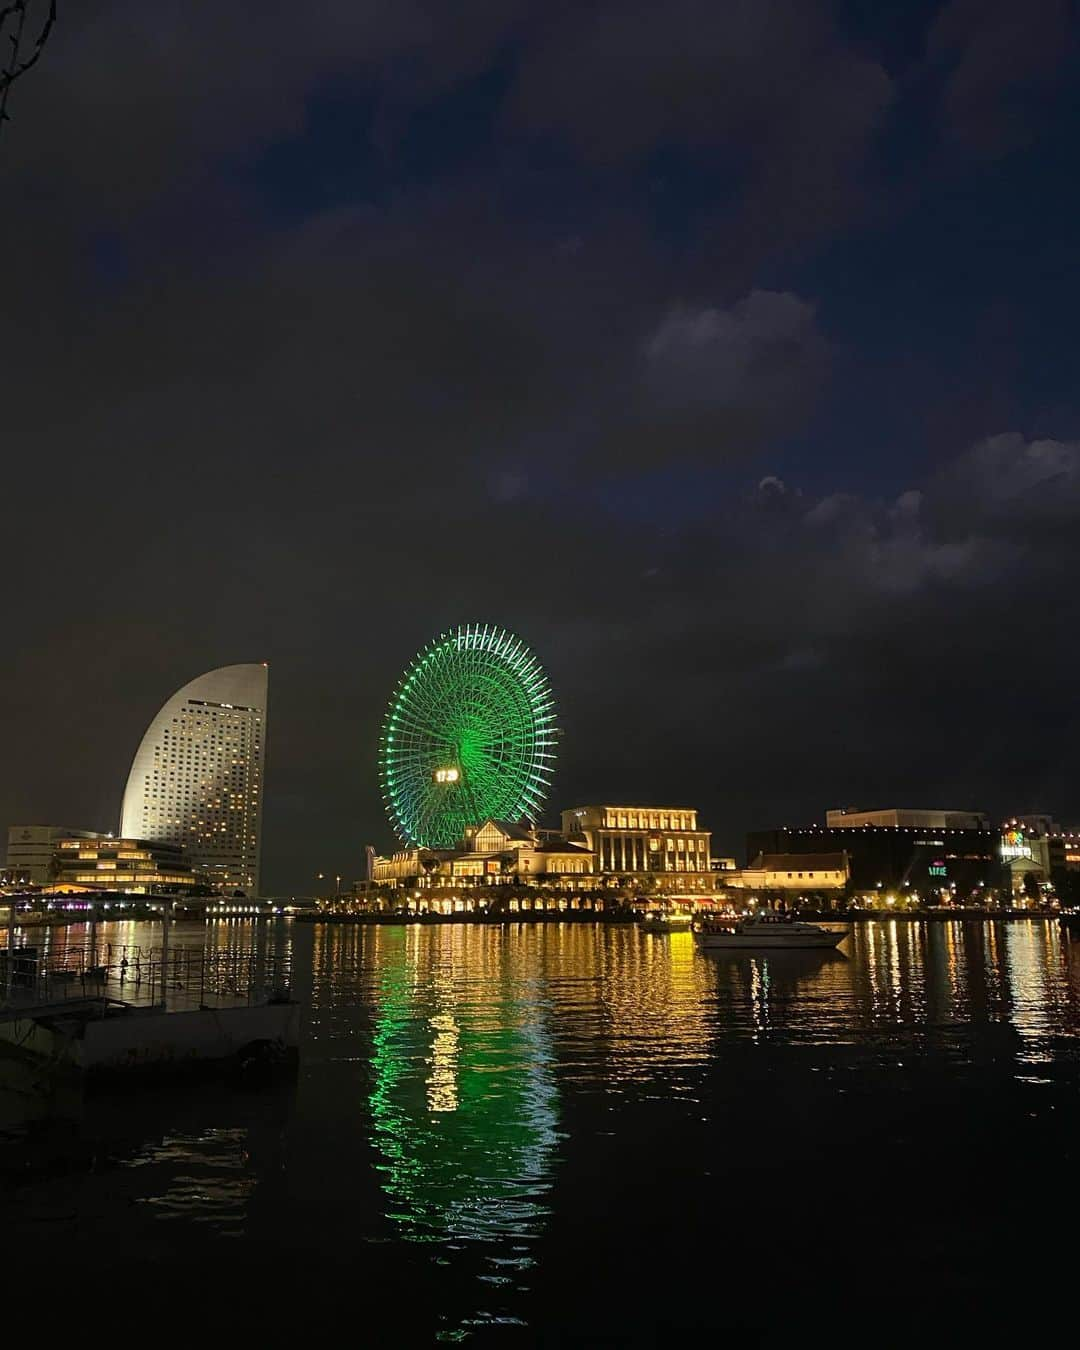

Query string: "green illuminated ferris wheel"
[379, 625, 557, 849]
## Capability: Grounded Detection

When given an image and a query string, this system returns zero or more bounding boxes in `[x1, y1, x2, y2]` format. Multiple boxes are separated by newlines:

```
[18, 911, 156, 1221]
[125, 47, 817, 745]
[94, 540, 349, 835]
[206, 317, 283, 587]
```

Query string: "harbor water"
[3, 917, 1079, 1345]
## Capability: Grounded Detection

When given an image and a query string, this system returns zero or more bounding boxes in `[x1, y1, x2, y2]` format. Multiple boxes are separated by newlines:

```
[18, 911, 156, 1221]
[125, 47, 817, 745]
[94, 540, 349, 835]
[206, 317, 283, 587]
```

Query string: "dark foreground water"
[4, 918, 1080, 1345]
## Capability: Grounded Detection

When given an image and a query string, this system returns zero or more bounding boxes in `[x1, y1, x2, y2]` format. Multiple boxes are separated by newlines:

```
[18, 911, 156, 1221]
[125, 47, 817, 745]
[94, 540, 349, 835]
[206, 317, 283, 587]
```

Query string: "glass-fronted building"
[53, 836, 202, 893]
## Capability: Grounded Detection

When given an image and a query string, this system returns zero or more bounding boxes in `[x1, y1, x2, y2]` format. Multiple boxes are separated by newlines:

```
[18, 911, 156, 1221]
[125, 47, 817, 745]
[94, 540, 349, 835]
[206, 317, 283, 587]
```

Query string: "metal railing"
[0, 940, 291, 1015]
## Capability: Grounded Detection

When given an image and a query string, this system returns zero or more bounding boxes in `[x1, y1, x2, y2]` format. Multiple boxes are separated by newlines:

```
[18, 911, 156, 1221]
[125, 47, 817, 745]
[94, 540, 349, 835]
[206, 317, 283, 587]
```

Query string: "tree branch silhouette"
[0, 0, 56, 140]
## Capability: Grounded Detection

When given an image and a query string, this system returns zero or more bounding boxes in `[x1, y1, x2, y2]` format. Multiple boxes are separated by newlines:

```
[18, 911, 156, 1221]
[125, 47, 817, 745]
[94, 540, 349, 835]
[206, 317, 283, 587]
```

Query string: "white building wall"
[5, 825, 102, 884]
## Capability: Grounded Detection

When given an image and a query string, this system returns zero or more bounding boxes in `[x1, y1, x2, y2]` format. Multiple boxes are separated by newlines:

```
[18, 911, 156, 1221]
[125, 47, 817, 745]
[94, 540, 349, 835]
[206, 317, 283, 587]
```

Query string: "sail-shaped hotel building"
[119, 663, 268, 895]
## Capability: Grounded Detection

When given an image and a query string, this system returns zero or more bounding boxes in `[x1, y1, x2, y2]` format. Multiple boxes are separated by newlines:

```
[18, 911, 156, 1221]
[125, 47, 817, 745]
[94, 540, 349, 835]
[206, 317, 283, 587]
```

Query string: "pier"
[1, 920, 298, 1084]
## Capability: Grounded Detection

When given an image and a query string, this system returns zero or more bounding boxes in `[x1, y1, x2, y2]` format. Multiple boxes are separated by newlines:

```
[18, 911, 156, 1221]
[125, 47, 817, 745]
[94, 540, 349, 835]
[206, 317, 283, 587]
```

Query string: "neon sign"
[1000, 829, 1032, 861]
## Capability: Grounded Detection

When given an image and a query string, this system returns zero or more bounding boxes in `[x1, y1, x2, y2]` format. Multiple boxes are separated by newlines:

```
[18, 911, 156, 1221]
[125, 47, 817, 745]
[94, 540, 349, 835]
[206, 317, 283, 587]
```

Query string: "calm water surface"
[4, 918, 1080, 1345]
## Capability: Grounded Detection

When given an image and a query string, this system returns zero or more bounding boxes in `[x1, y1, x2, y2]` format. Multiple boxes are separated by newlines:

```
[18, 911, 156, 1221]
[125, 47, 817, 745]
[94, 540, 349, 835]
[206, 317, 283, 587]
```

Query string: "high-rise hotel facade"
[119, 663, 268, 895]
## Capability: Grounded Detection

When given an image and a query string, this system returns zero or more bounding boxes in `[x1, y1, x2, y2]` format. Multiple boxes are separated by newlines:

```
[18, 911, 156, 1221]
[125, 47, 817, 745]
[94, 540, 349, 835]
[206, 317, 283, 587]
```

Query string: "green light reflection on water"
[367, 929, 560, 1247]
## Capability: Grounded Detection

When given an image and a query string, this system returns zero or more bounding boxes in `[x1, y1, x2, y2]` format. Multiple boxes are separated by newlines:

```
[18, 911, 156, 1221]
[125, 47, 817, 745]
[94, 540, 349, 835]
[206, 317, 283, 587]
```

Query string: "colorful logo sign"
[1000, 829, 1032, 861]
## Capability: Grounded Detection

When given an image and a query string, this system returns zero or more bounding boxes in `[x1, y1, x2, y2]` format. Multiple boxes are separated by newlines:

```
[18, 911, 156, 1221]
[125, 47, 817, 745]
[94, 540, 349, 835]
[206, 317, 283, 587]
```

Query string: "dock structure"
[0, 916, 298, 1084]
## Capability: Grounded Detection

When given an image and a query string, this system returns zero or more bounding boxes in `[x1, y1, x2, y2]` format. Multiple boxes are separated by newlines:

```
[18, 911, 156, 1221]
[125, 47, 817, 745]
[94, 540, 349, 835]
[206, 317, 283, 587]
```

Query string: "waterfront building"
[1045, 826, 1080, 903]
[4, 825, 103, 885]
[826, 807, 990, 830]
[997, 816, 1063, 898]
[736, 851, 850, 895]
[119, 663, 267, 895]
[368, 818, 593, 891]
[52, 835, 203, 893]
[365, 804, 716, 900]
[560, 805, 713, 890]
[747, 822, 1002, 898]
[1048, 829, 1080, 874]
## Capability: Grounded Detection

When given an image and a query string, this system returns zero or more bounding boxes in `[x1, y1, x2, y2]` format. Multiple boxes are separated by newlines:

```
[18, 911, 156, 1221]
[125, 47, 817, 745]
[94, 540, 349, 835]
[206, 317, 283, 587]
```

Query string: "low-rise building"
[1049, 829, 1080, 875]
[366, 803, 717, 898]
[0, 861, 34, 888]
[5, 820, 105, 885]
[368, 818, 593, 891]
[1047, 827, 1080, 903]
[52, 836, 205, 894]
[998, 817, 1063, 899]
[736, 852, 850, 894]
[5, 825, 103, 885]
[747, 822, 1003, 898]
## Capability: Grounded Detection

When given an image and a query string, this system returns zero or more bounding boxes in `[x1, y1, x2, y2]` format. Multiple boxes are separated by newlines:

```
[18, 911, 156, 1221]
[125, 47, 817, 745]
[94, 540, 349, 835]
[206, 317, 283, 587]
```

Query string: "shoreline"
[294, 907, 1058, 926]
[3, 908, 1064, 931]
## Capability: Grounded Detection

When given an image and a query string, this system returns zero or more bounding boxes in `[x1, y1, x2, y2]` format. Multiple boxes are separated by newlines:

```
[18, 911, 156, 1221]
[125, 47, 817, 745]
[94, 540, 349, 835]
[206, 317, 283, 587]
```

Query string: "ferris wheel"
[379, 624, 557, 849]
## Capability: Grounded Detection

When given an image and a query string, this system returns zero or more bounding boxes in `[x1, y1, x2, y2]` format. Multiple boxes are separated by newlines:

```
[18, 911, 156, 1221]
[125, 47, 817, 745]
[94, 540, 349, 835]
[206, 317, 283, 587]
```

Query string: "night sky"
[4, 2, 1080, 891]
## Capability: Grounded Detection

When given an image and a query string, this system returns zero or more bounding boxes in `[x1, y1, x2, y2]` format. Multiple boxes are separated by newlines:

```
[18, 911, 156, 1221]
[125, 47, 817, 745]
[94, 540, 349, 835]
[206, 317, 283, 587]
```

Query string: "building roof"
[481, 819, 534, 842]
[532, 838, 591, 854]
[826, 807, 988, 829]
[564, 805, 698, 813]
[750, 852, 849, 872]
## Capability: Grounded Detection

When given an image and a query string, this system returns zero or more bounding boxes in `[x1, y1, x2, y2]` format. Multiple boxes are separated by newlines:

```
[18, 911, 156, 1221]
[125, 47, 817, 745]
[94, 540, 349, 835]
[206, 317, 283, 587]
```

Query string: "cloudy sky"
[3, 1, 1080, 889]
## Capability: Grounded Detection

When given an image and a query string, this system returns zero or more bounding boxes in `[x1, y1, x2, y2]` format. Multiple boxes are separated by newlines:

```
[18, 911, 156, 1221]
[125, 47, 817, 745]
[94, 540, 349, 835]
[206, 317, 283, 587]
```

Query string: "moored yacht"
[693, 912, 847, 950]
[639, 909, 693, 933]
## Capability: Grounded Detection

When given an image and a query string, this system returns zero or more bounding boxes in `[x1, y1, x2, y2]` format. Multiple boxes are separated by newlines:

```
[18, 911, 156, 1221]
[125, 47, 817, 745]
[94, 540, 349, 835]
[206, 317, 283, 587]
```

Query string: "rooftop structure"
[826, 807, 990, 830]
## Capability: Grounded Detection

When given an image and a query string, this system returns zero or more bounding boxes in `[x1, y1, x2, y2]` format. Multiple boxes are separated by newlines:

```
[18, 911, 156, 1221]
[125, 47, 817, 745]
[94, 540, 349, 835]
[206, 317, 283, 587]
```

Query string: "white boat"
[639, 910, 693, 933]
[693, 913, 847, 950]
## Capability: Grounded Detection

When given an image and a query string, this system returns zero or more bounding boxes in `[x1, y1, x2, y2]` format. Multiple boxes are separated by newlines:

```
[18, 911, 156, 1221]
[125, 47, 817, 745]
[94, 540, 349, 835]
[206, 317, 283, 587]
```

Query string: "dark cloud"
[7, 2, 531, 204]
[512, 0, 893, 248]
[611, 431, 1080, 827]
[929, 0, 1074, 156]
[643, 290, 828, 422]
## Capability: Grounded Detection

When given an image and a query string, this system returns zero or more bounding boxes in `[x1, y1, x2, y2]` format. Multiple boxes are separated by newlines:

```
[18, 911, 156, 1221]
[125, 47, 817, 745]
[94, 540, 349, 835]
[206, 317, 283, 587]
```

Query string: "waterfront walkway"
[1, 944, 289, 1017]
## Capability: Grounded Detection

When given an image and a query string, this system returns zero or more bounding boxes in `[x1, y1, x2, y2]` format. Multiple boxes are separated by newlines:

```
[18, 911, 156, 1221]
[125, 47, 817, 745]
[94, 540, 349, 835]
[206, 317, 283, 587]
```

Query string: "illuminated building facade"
[747, 823, 1003, 896]
[53, 835, 202, 893]
[737, 851, 850, 893]
[368, 818, 593, 890]
[994, 816, 1080, 899]
[4, 825, 103, 885]
[1049, 829, 1080, 874]
[561, 805, 713, 890]
[999, 818, 1051, 890]
[365, 805, 716, 897]
[119, 663, 267, 895]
